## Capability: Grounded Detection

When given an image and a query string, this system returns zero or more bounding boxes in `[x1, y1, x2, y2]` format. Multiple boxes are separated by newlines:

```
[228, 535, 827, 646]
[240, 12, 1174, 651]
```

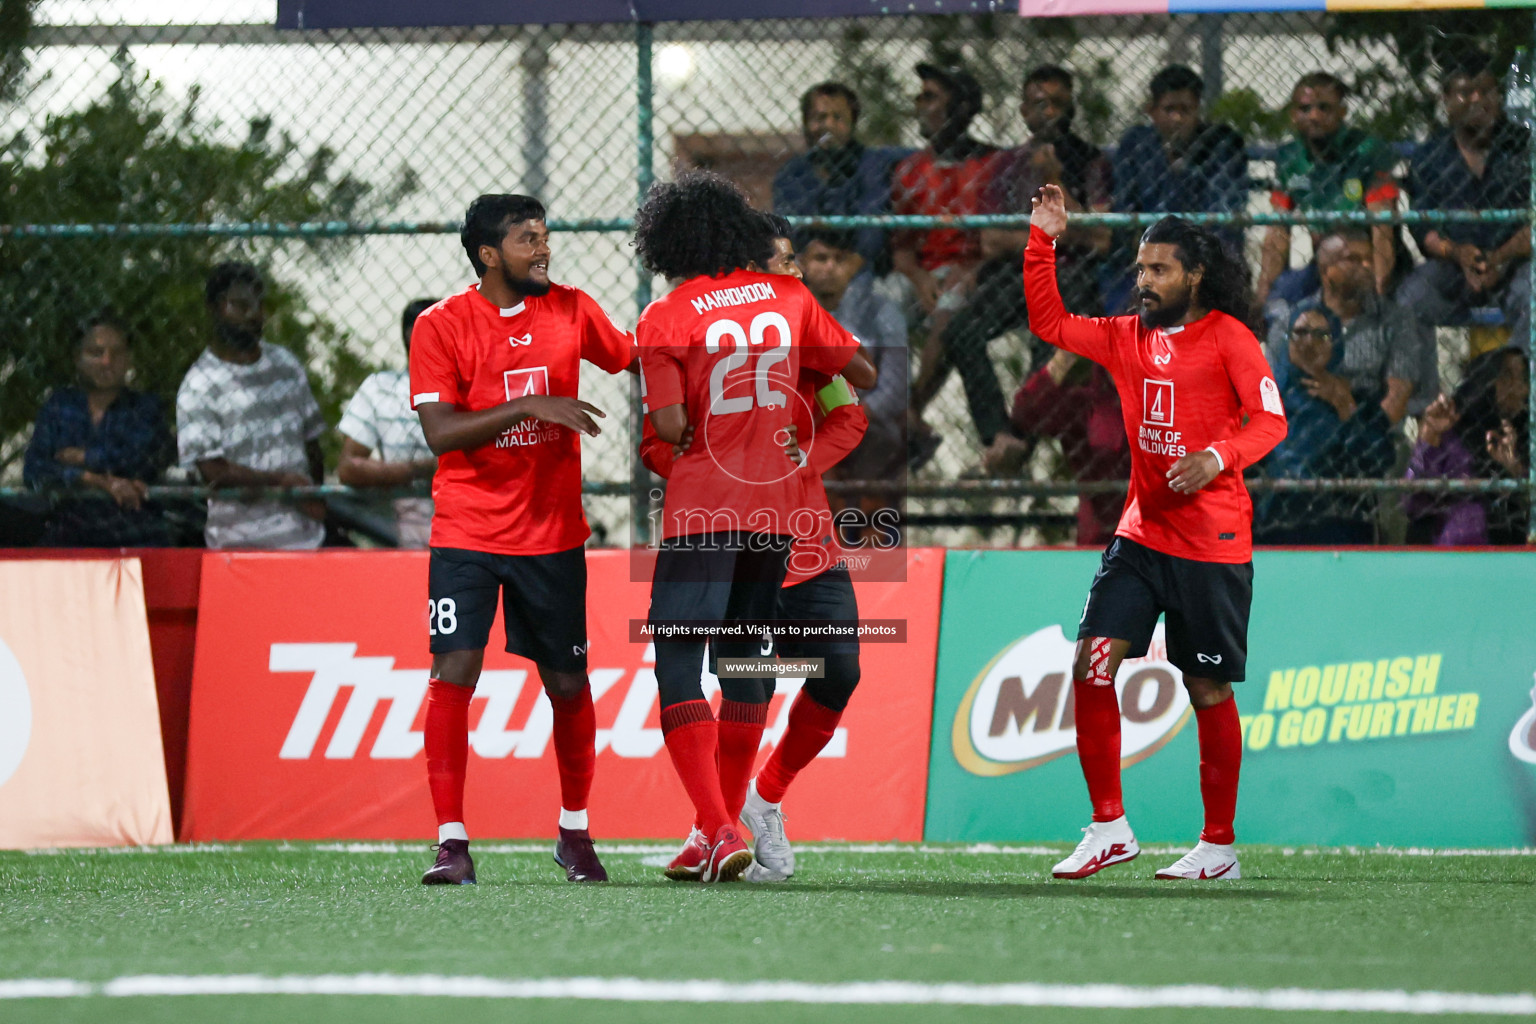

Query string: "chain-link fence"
[2, 3, 1532, 548]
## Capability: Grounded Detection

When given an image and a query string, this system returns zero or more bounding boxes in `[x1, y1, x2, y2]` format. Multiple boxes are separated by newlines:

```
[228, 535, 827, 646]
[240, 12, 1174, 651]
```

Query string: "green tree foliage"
[0, 0, 37, 102]
[0, 56, 417, 468]
[1324, 11, 1529, 142]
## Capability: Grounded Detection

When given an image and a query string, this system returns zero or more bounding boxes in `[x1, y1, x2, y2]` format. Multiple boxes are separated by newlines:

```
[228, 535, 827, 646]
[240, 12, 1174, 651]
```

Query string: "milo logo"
[951, 624, 1190, 777]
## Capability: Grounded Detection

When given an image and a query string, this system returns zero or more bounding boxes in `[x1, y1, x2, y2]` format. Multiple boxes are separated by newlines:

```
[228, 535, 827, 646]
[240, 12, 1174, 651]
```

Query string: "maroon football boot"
[421, 839, 476, 885]
[553, 827, 609, 882]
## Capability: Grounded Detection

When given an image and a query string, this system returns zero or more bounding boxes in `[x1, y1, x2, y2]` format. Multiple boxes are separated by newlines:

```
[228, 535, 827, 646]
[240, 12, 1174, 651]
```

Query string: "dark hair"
[1149, 64, 1203, 102]
[1024, 63, 1074, 94]
[800, 82, 860, 129]
[1294, 71, 1348, 100]
[761, 212, 794, 241]
[205, 261, 264, 307]
[76, 310, 130, 351]
[401, 297, 437, 351]
[1440, 48, 1499, 90]
[461, 194, 546, 276]
[794, 226, 859, 255]
[633, 171, 773, 281]
[1140, 216, 1252, 322]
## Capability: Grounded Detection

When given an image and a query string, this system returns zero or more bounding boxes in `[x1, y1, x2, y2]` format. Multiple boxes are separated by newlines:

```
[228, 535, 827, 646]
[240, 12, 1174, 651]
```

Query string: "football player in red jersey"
[1026, 184, 1287, 881]
[639, 218, 873, 882]
[634, 174, 876, 882]
[409, 194, 636, 886]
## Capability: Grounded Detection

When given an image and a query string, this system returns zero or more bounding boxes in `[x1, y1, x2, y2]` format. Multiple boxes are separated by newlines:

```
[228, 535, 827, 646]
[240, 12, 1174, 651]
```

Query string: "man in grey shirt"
[797, 228, 908, 479]
[177, 262, 327, 549]
[1265, 227, 1434, 424]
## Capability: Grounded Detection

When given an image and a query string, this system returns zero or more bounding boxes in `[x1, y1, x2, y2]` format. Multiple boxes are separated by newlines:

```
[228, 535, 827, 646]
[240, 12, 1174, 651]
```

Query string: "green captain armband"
[815, 375, 858, 415]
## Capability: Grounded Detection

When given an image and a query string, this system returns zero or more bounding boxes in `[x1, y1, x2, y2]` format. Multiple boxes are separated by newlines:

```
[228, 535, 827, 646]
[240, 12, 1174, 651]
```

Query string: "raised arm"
[1023, 184, 1117, 367]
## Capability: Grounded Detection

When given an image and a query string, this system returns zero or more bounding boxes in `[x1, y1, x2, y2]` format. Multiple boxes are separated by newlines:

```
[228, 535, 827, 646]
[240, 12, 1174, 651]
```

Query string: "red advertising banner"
[0, 559, 173, 849]
[181, 549, 942, 842]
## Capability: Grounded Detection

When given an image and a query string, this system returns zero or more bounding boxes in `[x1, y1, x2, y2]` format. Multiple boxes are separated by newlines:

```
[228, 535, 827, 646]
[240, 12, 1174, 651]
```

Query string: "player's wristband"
[815, 376, 858, 415]
[1204, 445, 1226, 472]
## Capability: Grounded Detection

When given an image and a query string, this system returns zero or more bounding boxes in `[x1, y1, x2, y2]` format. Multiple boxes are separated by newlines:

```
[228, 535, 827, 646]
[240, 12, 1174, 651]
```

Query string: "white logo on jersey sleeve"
[1260, 376, 1282, 415]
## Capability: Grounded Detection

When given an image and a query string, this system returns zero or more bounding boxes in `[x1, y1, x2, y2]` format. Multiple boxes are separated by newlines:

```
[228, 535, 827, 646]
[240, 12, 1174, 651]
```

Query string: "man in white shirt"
[176, 262, 326, 550]
[338, 298, 439, 547]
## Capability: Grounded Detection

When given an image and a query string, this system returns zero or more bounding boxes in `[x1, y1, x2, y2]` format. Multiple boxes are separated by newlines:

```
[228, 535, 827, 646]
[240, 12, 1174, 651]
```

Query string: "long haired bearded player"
[1025, 184, 1287, 881]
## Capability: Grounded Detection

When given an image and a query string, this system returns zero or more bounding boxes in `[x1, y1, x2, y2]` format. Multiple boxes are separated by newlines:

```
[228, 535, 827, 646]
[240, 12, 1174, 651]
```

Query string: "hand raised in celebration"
[1030, 184, 1069, 239]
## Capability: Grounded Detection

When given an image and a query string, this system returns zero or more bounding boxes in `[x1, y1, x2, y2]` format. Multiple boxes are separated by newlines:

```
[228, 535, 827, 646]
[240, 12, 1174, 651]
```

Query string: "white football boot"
[1051, 815, 1140, 879]
[1155, 840, 1241, 880]
[739, 778, 794, 882]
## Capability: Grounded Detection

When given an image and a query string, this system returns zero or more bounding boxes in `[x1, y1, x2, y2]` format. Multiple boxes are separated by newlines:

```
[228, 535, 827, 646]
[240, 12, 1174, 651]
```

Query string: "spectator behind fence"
[1269, 226, 1431, 422]
[890, 63, 997, 339]
[773, 82, 907, 275]
[1108, 65, 1247, 315]
[177, 261, 327, 550]
[1006, 348, 1130, 545]
[23, 314, 173, 546]
[1257, 72, 1403, 313]
[1255, 303, 1397, 544]
[798, 226, 909, 485]
[913, 63, 1111, 468]
[1405, 346, 1530, 545]
[1398, 51, 1531, 353]
[337, 297, 440, 548]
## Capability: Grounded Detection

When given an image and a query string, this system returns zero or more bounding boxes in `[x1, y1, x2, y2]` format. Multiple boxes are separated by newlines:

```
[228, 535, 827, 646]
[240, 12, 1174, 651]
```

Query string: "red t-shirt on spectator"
[409, 283, 635, 556]
[891, 143, 999, 272]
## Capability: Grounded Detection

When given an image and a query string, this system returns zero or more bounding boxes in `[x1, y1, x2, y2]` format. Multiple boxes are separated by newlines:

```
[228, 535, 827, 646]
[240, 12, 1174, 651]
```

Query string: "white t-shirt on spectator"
[337, 368, 435, 548]
[176, 342, 326, 550]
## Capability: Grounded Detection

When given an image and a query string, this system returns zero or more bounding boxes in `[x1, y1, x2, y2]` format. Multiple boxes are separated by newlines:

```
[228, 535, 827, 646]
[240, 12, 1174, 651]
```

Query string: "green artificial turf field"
[1, 842, 1533, 1023]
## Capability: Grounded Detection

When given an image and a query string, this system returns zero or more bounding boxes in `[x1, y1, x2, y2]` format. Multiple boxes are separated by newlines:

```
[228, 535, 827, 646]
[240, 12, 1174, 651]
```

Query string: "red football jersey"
[1024, 227, 1287, 563]
[409, 283, 635, 556]
[638, 270, 861, 541]
[638, 370, 868, 585]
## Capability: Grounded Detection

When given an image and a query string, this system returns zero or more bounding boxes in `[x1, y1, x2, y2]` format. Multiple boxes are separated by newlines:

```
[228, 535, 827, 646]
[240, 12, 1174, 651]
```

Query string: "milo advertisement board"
[926, 550, 1536, 846]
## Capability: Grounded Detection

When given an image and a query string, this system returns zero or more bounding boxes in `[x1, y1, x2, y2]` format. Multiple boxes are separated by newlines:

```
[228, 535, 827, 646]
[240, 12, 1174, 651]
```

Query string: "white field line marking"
[0, 974, 1531, 1014]
[20, 842, 1536, 857]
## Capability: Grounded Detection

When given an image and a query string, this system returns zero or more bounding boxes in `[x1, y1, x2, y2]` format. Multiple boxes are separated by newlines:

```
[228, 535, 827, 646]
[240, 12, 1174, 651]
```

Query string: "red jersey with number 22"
[638, 270, 861, 541]
[409, 283, 634, 556]
[1024, 227, 1287, 563]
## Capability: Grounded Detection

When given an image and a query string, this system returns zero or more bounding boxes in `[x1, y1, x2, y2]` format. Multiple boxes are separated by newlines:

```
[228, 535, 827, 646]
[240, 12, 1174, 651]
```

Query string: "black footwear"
[421, 839, 476, 885]
[553, 827, 608, 882]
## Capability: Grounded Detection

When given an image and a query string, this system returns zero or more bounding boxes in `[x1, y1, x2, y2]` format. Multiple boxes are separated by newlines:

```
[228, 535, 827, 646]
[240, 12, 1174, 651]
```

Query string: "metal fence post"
[632, 21, 656, 548]
[1529, 11, 1536, 544]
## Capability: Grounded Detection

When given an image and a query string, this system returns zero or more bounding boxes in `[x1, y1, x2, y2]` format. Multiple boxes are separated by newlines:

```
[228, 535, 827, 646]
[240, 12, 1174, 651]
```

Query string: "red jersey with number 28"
[1024, 226, 1287, 563]
[409, 283, 634, 556]
[638, 269, 861, 541]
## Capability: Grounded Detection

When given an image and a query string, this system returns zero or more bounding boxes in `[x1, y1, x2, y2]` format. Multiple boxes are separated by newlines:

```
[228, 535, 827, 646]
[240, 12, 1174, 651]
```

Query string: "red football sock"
[755, 690, 842, 805]
[549, 687, 596, 814]
[660, 700, 730, 836]
[1196, 696, 1242, 845]
[424, 677, 474, 827]
[1072, 678, 1124, 822]
[718, 700, 769, 822]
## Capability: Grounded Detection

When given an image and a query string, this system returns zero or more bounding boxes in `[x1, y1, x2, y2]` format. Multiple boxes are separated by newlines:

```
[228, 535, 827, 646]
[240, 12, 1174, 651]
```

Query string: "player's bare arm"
[1029, 184, 1069, 239]
[841, 346, 878, 390]
[648, 402, 688, 445]
[416, 395, 605, 456]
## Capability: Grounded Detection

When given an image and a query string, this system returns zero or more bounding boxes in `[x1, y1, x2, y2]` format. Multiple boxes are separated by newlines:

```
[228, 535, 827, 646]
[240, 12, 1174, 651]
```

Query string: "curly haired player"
[634, 173, 875, 882]
[1026, 185, 1287, 881]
